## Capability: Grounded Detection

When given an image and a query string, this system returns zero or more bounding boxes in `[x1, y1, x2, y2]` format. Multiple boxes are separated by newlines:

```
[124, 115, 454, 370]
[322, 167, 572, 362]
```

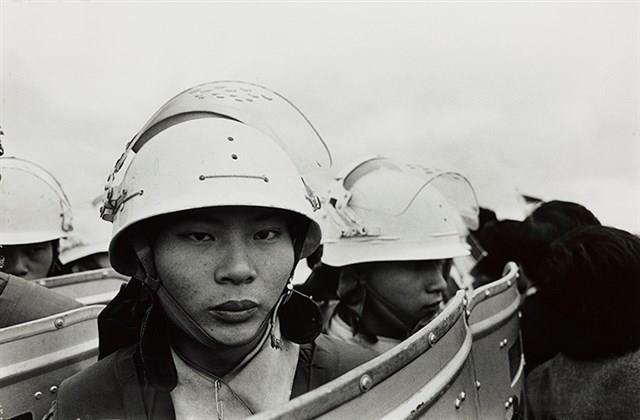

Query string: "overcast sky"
[1, 1, 638, 232]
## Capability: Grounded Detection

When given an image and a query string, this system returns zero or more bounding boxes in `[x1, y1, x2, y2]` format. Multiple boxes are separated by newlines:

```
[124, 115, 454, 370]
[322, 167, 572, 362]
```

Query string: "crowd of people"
[1, 81, 638, 419]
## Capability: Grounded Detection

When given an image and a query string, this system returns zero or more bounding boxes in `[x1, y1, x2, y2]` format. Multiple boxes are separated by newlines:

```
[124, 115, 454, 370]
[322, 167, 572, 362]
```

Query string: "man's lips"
[208, 300, 259, 323]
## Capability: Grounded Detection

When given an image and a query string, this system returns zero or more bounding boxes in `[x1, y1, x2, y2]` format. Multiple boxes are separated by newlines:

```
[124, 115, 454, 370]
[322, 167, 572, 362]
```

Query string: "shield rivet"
[505, 400, 512, 408]
[54, 318, 64, 329]
[459, 391, 466, 401]
[475, 380, 481, 389]
[50, 385, 58, 394]
[454, 398, 462, 409]
[34, 391, 43, 400]
[428, 332, 437, 345]
[359, 374, 373, 392]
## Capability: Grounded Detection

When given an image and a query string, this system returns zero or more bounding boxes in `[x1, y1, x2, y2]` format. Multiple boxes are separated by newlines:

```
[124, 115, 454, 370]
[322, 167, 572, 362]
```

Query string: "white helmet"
[0, 157, 73, 245]
[102, 81, 331, 275]
[321, 156, 479, 267]
[59, 196, 111, 265]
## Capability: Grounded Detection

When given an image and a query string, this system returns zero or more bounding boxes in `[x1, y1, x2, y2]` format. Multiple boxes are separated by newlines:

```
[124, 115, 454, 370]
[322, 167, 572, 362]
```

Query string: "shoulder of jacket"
[55, 345, 138, 419]
[313, 333, 377, 375]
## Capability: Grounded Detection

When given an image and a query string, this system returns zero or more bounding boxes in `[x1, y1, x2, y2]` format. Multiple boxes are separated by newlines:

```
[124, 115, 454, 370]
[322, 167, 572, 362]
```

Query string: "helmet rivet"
[428, 332, 437, 345]
[484, 290, 491, 297]
[475, 380, 481, 389]
[454, 398, 462, 409]
[50, 385, 58, 394]
[231, 154, 238, 160]
[34, 391, 43, 400]
[459, 391, 466, 401]
[54, 318, 64, 329]
[359, 374, 373, 392]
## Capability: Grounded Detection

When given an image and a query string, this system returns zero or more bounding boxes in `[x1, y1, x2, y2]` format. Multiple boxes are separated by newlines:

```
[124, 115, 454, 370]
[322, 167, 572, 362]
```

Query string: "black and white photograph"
[1, 1, 639, 419]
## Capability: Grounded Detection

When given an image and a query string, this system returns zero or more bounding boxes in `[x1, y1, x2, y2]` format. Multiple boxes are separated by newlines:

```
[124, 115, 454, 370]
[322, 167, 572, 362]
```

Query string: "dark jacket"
[53, 333, 376, 419]
[0, 272, 82, 328]
[526, 349, 640, 420]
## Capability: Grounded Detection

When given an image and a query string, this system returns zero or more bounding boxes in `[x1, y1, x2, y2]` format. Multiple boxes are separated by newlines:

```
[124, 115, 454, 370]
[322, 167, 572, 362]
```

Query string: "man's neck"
[168, 322, 268, 378]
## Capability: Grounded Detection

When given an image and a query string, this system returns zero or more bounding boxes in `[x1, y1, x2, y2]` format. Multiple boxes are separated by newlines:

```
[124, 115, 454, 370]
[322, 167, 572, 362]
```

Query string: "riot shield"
[0, 305, 103, 420]
[36, 268, 128, 305]
[251, 291, 480, 420]
[467, 262, 525, 420]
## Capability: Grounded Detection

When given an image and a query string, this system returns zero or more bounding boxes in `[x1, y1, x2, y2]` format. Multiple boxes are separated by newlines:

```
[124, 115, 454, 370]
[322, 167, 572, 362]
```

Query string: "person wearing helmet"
[50, 82, 375, 419]
[0, 157, 73, 280]
[0, 157, 82, 328]
[59, 195, 112, 274]
[318, 157, 479, 354]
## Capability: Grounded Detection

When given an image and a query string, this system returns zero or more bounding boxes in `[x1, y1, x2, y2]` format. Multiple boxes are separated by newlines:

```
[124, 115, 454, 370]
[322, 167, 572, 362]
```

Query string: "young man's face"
[1, 241, 55, 280]
[366, 259, 449, 329]
[151, 206, 295, 347]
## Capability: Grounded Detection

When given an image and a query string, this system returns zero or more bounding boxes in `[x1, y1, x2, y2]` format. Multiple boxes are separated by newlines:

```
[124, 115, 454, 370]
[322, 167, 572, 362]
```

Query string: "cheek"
[153, 241, 205, 299]
[255, 245, 295, 300]
[34, 248, 54, 269]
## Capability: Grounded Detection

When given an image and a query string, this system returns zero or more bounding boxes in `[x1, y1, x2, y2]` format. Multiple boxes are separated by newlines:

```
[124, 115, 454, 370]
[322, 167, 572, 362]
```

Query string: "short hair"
[472, 219, 522, 283]
[537, 226, 640, 358]
[520, 200, 600, 284]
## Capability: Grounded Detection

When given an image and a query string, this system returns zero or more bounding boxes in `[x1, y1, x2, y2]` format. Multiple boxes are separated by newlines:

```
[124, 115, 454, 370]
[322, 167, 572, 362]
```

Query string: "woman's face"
[152, 206, 295, 347]
[366, 259, 449, 327]
[1, 241, 55, 280]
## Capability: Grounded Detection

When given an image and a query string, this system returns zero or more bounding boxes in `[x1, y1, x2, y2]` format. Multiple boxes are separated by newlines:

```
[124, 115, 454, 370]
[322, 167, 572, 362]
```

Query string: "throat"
[168, 322, 268, 378]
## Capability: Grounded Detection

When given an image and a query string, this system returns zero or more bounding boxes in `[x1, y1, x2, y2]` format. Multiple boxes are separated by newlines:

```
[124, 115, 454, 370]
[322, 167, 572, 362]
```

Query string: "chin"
[207, 322, 265, 347]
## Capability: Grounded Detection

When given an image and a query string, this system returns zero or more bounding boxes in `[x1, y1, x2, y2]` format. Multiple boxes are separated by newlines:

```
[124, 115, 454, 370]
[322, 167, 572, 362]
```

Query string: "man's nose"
[4, 253, 29, 278]
[214, 241, 257, 285]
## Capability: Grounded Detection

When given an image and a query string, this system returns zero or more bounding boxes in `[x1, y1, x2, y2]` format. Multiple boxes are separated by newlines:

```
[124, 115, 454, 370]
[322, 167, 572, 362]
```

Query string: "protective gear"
[97, 81, 330, 374]
[59, 204, 110, 267]
[102, 81, 331, 276]
[0, 157, 73, 245]
[321, 156, 479, 267]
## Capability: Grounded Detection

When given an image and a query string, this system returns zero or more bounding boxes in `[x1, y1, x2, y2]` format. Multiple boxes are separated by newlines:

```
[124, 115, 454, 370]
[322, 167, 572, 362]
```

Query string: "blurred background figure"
[59, 193, 111, 274]
[0, 156, 73, 280]
[526, 225, 640, 420]
[518, 200, 601, 374]
[314, 157, 478, 353]
[0, 156, 82, 327]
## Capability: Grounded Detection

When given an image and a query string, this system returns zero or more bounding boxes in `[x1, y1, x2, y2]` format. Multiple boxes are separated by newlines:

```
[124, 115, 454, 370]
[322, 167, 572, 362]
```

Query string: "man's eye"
[185, 232, 215, 242]
[254, 230, 280, 241]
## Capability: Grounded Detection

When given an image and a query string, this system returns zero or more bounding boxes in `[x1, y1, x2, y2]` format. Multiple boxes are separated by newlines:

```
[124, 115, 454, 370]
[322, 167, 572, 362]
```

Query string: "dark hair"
[471, 219, 522, 285]
[520, 200, 600, 285]
[537, 226, 640, 358]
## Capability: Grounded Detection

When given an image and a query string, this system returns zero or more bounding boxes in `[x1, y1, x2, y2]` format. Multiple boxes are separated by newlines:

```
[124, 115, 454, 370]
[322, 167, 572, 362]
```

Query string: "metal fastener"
[505, 400, 512, 409]
[50, 385, 58, 394]
[465, 309, 471, 317]
[34, 391, 43, 400]
[508, 397, 514, 404]
[484, 290, 491, 297]
[518, 311, 522, 319]
[54, 318, 65, 329]
[454, 398, 462, 409]
[475, 380, 481, 389]
[459, 391, 466, 401]
[507, 280, 512, 287]
[359, 374, 373, 392]
[428, 332, 437, 345]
